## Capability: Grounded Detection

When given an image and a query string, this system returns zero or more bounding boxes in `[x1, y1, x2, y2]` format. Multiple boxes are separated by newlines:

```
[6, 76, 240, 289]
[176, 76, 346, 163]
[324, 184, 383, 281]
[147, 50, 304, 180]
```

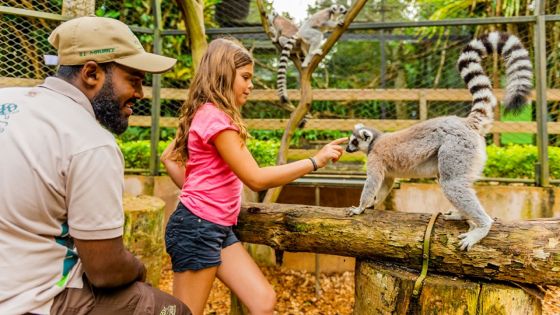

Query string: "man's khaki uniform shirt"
[0, 77, 125, 314]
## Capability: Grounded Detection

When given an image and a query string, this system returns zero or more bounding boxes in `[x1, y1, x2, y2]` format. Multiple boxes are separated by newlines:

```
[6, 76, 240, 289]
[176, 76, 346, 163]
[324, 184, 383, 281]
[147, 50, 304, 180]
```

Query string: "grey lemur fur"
[299, 4, 347, 68]
[268, 12, 303, 104]
[345, 32, 533, 251]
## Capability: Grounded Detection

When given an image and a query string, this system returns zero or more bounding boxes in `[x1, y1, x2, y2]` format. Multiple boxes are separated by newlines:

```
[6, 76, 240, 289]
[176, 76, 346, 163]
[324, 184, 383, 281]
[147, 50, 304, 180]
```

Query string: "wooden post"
[419, 91, 428, 121]
[174, 0, 207, 74]
[354, 260, 542, 315]
[123, 195, 165, 286]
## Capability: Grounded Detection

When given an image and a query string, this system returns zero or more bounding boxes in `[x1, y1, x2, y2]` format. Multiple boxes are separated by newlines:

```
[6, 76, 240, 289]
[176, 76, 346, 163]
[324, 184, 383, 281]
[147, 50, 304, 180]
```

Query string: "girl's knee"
[249, 286, 276, 314]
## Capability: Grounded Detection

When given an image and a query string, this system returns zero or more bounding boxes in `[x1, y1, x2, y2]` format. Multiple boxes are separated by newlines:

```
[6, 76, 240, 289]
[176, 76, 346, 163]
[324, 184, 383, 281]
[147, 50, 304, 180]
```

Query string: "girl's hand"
[313, 137, 348, 168]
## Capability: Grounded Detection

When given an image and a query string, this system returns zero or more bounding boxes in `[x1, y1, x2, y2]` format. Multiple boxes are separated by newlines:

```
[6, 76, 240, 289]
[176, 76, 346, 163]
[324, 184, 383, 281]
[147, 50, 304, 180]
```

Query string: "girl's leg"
[216, 243, 276, 315]
[173, 267, 218, 315]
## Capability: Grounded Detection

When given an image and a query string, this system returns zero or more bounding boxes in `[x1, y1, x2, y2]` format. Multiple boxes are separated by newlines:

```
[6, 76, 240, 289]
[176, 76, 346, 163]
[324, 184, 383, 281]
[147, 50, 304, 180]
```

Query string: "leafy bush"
[118, 139, 557, 180]
[117, 139, 280, 169]
[484, 144, 560, 179]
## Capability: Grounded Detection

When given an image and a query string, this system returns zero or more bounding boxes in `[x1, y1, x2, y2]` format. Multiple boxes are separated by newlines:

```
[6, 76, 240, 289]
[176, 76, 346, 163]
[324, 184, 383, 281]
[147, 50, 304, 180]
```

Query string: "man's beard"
[91, 74, 129, 135]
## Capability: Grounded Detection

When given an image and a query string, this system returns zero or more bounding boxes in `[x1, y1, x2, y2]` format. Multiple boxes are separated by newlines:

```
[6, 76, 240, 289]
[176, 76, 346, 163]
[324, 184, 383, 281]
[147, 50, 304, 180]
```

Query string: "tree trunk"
[123, 195, 165, 286]
[175, 0, 207, 73]
[354, 260, 542, 315]
[62, 0, 95, 17]
[236, 203, 560, 286]
[259, 0, 369, 203]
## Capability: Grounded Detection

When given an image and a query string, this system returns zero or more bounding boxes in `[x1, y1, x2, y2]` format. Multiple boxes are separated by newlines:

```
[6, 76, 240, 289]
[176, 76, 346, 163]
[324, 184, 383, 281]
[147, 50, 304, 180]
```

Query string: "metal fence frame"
[0, 0, 555, 185]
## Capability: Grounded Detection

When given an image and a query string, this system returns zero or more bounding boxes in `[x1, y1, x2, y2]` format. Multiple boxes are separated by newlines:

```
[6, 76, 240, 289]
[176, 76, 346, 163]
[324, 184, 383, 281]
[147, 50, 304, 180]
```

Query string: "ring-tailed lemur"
[300, 4, 347, 68]
[345, 32, 533, 251]
[269, 12, 302, 104]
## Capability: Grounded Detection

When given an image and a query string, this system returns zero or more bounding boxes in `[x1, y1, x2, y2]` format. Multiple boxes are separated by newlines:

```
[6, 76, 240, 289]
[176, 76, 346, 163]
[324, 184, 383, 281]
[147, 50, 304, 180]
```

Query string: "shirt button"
[198, 219, 201, 223]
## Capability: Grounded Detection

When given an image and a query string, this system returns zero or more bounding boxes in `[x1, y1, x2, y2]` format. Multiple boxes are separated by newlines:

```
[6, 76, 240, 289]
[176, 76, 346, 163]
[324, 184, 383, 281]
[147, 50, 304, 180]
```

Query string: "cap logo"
[79, 48, 116, 57]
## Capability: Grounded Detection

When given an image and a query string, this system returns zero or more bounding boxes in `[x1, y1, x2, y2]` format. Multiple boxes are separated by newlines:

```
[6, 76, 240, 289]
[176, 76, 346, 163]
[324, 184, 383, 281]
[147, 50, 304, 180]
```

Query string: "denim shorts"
[165, 202, 239, 272]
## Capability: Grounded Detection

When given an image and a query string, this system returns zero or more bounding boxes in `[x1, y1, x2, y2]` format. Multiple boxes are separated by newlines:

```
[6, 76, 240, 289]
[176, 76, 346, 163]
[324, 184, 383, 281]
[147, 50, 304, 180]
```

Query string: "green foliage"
[249, 129, 349, 146]
[118, 127, 176, 142]
[117, 139, 170, 169]
[246, 139, 280, 167]
[117, 138, 280, 169]
[117, 137, 555, 181]
[484, 144, 560, 179]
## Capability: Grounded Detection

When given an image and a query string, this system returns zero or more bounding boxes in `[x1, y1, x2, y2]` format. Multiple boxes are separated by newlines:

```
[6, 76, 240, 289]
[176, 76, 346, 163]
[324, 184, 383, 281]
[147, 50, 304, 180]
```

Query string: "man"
[0, 16, 190, 314]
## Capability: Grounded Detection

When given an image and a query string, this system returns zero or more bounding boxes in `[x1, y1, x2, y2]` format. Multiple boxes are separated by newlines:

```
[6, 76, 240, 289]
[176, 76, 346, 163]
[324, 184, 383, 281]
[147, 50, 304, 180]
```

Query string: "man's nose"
[135, 86, 144, 99]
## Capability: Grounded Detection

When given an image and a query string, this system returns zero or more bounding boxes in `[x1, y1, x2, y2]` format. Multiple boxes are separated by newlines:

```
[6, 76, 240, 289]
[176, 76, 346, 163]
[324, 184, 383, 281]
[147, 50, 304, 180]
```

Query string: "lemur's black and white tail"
[457, 32, 533, 123]
[277, 35, 297, 104]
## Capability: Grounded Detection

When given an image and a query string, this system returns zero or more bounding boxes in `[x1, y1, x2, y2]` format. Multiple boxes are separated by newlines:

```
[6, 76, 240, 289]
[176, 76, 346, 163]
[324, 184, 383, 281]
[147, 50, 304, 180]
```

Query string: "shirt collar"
[37, 77, 95, 118]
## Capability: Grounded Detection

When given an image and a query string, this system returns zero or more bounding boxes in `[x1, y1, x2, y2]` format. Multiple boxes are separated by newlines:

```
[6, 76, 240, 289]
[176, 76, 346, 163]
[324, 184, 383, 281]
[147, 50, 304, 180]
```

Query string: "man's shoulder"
[0, 87, 33, 98]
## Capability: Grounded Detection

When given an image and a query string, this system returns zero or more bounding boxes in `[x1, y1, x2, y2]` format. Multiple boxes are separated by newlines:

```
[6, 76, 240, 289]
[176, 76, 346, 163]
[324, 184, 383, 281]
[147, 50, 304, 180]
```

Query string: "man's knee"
[143, 283, 191, 315]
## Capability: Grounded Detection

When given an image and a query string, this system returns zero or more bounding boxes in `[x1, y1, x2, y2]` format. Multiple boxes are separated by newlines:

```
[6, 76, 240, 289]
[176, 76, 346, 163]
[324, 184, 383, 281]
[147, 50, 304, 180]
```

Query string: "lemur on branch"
[299, 4, 347, 68]
[269, 5, 347, 104]
[345, 32, 533, 251]
[268, 12, 304, 104]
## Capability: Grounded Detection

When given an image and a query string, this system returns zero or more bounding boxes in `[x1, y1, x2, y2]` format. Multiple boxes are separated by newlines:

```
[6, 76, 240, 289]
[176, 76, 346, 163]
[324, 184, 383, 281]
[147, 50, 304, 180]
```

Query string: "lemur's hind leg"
[301, 29, 323, 67]
[438, 140, 493, 251]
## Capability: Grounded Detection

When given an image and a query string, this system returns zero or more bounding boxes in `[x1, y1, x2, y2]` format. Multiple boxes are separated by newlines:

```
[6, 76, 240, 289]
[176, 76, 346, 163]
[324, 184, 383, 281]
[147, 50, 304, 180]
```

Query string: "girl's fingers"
[329, 137, 348, 145]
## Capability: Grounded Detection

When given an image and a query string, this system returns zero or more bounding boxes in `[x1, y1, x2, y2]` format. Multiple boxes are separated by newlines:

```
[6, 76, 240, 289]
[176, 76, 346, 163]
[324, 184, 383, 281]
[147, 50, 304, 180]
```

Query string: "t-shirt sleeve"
[66, 145, 124, 240]
[198, 105, 239, 144]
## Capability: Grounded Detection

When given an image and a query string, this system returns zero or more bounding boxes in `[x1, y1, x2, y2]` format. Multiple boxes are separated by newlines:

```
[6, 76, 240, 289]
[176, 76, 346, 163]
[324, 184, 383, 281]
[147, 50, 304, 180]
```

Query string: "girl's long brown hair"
[170, 37, 253, 163]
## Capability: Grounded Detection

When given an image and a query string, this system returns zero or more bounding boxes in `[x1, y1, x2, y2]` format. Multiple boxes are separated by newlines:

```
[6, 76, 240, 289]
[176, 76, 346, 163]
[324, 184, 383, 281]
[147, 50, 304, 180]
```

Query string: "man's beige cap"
[48, 16, 176, 74]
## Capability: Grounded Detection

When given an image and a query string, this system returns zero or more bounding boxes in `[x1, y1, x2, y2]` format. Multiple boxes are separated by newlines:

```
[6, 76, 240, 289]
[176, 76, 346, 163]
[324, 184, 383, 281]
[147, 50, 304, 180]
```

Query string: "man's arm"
[74, 236, 146, 288]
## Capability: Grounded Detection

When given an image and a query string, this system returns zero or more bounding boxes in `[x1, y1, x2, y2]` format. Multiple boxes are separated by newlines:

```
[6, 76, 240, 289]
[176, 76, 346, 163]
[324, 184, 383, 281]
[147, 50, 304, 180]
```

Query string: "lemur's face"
[346, 123, 374, 153]
[330, 4, 348, 16]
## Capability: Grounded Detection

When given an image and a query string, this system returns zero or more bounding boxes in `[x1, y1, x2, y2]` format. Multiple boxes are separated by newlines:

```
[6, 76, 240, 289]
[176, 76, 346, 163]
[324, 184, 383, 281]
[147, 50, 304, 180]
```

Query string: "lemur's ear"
[359, 129, 373, 141]
[354, 123, 364, 130]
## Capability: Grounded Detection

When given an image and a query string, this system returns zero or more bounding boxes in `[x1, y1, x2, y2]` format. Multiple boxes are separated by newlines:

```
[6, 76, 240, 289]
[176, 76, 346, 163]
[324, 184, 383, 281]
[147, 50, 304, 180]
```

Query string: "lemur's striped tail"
[277, 35, 297, 104]
[457, 32, 533, 120]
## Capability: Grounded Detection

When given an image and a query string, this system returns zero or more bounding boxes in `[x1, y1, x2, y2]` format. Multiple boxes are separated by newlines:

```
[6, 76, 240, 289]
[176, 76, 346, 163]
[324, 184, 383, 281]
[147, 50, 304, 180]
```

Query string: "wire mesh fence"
[1, 0, 559, 182]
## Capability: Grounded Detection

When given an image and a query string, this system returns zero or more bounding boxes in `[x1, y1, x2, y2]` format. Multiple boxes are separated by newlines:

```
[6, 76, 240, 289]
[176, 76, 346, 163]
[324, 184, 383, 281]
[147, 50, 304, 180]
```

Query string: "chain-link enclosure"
[1, 0, 559, 183]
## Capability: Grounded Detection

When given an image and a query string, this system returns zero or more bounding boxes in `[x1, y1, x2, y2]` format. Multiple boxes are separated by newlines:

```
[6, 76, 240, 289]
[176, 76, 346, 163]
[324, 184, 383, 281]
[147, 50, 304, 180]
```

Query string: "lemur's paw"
[346, 206, 364, 216]
[311, 49, 323, 55]
[442, 210, 463, 221]
[457, 227, 490, 251]
[337, 20, 345, 27]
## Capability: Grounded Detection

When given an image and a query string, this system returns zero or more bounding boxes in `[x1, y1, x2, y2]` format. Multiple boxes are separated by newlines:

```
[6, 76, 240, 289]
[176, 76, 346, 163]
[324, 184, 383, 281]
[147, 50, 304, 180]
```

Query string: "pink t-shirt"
[179, 103, 243, 226]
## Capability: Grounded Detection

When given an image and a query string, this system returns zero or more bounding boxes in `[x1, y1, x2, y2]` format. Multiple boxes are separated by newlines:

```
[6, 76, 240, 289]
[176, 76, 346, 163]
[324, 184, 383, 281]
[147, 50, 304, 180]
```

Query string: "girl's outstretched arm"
[160, 140, 185, 189]
[215, 130, 347, 191]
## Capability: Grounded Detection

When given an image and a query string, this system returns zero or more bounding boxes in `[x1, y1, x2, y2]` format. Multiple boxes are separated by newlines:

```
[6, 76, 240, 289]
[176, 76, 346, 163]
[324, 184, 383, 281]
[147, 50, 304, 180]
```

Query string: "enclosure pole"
[533, 0, 550, 186]
[149, 0, 163, 176]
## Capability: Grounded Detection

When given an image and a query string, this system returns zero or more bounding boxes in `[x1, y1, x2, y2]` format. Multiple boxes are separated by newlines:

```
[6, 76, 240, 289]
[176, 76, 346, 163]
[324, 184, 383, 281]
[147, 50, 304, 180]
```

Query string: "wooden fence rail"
[4, 76, 559, 134]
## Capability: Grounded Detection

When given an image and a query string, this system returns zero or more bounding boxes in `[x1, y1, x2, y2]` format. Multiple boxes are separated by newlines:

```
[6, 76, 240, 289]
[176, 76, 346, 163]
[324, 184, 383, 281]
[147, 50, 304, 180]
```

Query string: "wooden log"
[235, 203, 560, 285]
[354, 260, 542, 315]
[123, 195, 165, 286]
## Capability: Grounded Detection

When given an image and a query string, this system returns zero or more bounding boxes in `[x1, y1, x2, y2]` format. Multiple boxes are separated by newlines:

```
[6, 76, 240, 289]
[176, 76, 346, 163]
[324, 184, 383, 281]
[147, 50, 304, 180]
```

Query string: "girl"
[161, 37, 346, 315]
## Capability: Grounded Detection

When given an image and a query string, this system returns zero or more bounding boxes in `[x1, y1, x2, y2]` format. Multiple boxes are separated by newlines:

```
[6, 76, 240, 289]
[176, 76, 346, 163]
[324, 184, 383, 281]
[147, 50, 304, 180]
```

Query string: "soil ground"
[158, 257, 559, 315]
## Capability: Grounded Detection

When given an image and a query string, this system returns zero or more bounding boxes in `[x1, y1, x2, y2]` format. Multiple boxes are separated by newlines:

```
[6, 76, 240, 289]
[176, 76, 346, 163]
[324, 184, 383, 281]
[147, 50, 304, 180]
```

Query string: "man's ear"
[80, 61, 104, 89]
[77, 61, 105, 99]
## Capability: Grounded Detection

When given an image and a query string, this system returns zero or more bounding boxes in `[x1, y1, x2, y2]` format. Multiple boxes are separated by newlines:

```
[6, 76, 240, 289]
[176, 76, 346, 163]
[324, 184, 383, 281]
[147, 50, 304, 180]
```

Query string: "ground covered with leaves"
[158, 258, 354, 314]
[159, 258, 559, 314]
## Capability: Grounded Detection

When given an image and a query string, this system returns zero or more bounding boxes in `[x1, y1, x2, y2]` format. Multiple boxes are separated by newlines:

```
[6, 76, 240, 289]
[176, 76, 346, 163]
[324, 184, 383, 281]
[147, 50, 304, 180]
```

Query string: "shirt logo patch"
[0, 103, 19, 134]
